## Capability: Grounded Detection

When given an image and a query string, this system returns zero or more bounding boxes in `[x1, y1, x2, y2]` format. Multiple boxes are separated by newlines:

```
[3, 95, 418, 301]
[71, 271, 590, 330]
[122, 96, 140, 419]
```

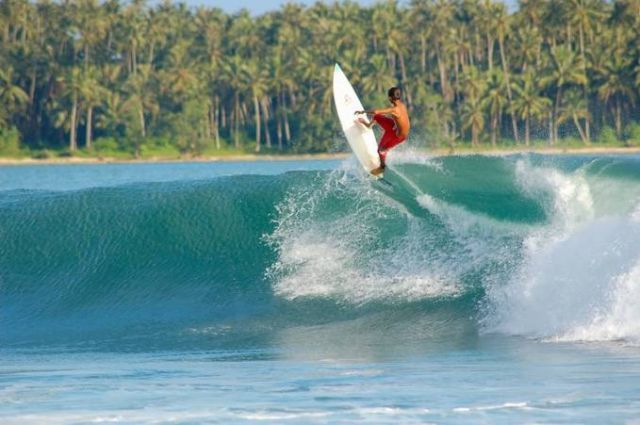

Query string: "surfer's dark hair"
[388, 87, 402, 100]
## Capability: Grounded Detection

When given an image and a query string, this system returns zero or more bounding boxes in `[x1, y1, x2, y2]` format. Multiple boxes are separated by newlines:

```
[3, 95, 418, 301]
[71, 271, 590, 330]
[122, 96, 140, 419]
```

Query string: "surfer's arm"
[371, 106, 396, 115]
[356, 105, 397, 118]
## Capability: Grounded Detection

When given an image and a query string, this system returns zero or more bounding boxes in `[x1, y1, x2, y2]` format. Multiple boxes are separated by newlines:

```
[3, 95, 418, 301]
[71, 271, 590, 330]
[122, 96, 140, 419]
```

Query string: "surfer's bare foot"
[370, 166, 385, 176]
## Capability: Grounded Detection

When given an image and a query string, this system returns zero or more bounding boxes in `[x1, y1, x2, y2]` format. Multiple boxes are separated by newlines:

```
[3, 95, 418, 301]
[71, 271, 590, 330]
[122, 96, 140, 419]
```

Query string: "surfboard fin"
[377, 177, 393, 187]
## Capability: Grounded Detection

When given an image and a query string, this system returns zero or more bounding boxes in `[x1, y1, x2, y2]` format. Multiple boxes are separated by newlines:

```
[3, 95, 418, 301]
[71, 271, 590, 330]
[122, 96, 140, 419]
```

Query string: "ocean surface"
[2, 153, 640, 424]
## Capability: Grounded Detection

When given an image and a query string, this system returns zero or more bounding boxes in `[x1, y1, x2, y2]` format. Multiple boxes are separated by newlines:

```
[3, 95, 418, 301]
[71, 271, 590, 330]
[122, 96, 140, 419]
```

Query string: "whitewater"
[2, 154, 640, 423]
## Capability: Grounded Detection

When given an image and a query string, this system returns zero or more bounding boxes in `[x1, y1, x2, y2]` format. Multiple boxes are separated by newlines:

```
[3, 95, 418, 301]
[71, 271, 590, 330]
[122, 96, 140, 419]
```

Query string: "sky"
[162, 0, 412, 15]
[163, 0, 516, 15]
[164, 0, 382, 15]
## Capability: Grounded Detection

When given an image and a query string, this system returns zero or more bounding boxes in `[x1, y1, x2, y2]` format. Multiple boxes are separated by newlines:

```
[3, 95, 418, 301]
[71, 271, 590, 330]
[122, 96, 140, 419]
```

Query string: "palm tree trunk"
[487, 35, 494, 70]
[584, 94, 590, 141]
[138, 104, 145, 138]
[553, 88, 561, 144]
[282, 91, 291, 142]
[436, 50, 451, 103]
[221, 105, 226, 129]
[132, 44, 137, 75]
[498, 36, 519, 143]
[234, 93, 240, 148]
[204, 106, 211, 140]
[615, 97, 622, 138]
[253, 95, 260, 152]
[472, 122, 479, 147]
[548, 111, 553, 145]
[86, 106, 93, 149]
[70, 92, 78, 151]
[525, 114, 530, 146]
[214, 101, 220, 149]
[276, 93, 283, 150]
[29, 70, 36, 104]
[491, 113, 498, 147]
[398, 53, 412, 108]
[420, 35, 427, 72]
[453, 54, 460, 104]
[261, 97, 271, 149]
[288, 87, 296, 109]
[210, 100, 220, 149]
[578, 26, 591, 143]
[572, 114, 588, 145]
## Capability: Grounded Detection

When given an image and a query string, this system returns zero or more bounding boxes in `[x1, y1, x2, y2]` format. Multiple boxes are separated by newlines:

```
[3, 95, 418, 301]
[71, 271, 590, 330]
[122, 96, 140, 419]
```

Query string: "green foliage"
[292, 114, 338, 153]
[31, 149, 53, 160]
[0, 127, 21, 156]
[556, 137, 585, 148]
[93, 137, 121, 153]
[140, 138, 181, 158]
[0, 0, 639, 158]
[624, 123, 640, 146]
[597, 126, 619, 145]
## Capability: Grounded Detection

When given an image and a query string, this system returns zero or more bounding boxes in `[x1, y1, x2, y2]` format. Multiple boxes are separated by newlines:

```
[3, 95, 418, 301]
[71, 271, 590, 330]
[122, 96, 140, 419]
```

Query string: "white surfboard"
[333, 64, 382, 175]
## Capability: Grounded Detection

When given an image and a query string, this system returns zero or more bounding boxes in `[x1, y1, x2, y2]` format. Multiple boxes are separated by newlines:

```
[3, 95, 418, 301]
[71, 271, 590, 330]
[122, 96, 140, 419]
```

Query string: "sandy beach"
[0, 146, 638, 166]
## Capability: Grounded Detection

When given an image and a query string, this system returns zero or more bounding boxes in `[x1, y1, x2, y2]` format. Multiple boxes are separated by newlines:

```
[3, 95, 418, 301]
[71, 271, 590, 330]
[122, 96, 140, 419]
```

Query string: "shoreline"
[0, 152, 351, 166]
[0, 146, 638, 166]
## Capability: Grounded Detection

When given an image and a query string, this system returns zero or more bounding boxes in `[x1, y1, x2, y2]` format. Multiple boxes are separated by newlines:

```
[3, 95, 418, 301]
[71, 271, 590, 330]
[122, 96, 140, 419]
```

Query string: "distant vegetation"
[0, 0, 639, 158]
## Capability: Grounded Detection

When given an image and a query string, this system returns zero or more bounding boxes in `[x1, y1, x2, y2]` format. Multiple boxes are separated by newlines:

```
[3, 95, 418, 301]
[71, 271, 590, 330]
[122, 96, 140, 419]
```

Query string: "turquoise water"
[2, 154, 640, 423]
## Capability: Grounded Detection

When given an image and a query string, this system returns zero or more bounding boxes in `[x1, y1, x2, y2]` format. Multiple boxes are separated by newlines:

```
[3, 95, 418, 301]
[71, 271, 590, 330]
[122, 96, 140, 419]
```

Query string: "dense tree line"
[0, 0, 639, 156]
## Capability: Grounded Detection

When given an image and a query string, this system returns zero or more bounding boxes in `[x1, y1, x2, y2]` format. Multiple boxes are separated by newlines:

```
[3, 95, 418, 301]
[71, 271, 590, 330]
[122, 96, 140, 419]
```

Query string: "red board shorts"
[373, 114, 406, 165]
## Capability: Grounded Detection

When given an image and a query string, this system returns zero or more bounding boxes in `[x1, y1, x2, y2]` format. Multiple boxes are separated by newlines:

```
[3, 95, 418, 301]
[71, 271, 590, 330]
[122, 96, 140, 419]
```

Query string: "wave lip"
[485, 158, 640, 344]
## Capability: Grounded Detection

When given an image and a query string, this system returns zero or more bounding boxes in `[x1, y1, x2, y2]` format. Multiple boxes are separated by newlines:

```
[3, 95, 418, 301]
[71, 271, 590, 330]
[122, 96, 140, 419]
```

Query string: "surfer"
[355, 86, 410, 175]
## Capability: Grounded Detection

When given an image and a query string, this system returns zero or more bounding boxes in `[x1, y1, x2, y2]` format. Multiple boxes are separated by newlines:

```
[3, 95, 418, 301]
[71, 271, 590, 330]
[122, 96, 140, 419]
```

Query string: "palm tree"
[245, 60, 269, 152]
[461, 66, 487, 146]
[568, 0, 605, 61]
[462, 97, 485, 147]
[0, 67, 29, 128]
[71, 0, 108, 69]
[362, 54, 396, 101]
[56, 66, 83, 151]
[120, 0, 147, 75]
[558, 89, 590, 144]
[482, 69, 507, 146]
[269, 52, 290, 149]
[99, 91, 128, 137]
[79, 66, 105, 149]
[123, 64, 158, 152]
[540, 45, 587, 144]
[428, 0, 456, 103]
[596, 54, 636, 138]
[511, 71, 551, 146]
[478, 0, 497, 71]
[490, 2, 521, 143]
[221, 55, 249, 148]
[568, 0, 605, 143]
[513, 25, 542, 72]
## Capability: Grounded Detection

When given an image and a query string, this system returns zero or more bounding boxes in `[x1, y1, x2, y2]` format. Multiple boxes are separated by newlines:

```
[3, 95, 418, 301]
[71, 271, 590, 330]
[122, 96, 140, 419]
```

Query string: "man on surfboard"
[355, 87, 410, 175]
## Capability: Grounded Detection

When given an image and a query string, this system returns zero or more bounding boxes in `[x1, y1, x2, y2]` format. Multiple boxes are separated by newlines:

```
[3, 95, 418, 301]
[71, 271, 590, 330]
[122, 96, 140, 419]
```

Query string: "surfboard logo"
[344, 94, 352, 105]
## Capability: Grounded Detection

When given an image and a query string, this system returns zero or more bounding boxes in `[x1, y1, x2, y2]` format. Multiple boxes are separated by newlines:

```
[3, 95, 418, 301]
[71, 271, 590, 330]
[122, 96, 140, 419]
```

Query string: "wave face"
[2, 154, 640, 350]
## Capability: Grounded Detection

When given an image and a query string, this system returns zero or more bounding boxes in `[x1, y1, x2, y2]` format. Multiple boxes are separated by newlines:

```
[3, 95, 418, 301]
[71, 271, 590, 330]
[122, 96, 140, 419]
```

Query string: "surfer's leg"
[373, 114, 396, 133]
[373, 115, 398, 169]
[378, 132, 406, 168]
